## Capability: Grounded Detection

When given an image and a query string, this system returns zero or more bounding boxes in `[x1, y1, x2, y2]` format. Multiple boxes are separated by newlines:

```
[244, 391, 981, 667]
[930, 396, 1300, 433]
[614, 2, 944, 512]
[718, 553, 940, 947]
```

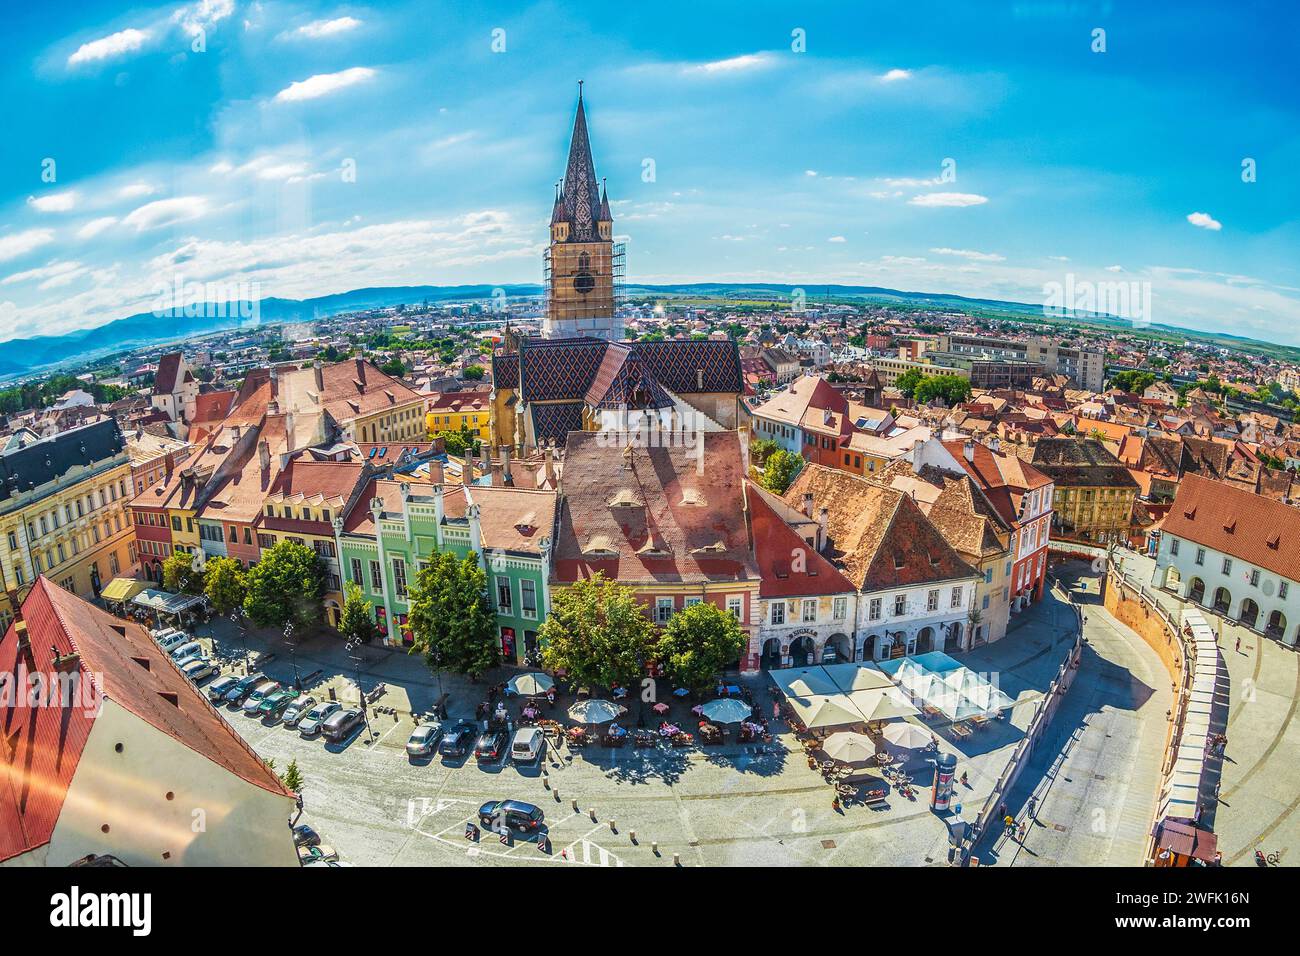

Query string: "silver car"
[181, 657, 219, 682]
[406, 722, 443, 757]
[241, 680, 281, 715]
[298, 700, 342, 737]
[282, 695, 318, 728]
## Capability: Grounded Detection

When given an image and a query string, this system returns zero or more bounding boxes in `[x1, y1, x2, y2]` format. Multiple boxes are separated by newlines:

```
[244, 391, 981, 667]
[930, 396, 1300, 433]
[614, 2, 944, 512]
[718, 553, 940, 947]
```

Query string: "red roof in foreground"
[1162, 473, 1300, 583]
[0, 578, 292, 862]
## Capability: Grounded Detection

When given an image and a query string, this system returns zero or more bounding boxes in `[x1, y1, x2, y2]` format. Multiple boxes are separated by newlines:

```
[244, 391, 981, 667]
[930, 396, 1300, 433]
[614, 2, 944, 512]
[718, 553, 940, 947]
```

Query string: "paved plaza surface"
[181, 575, 1156, 867]
[1115, 549, 1300, 867]
[975, 562, 1172, 867]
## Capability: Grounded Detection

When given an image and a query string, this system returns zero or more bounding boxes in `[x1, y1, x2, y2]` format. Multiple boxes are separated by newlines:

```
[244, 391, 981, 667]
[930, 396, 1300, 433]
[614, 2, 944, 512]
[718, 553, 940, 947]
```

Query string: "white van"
[510, 727, 544, 764]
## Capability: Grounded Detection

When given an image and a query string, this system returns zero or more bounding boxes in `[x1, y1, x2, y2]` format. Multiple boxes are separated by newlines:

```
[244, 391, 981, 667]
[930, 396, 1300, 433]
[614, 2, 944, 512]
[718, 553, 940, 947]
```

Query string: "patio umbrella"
[567, 699, 626, 724]
[652, 702, 671, 714]
[822, 731, 877, 765]
[700, 698, 751, 724]
[507, 672, 555, 696]
[881, 721, 933, 749]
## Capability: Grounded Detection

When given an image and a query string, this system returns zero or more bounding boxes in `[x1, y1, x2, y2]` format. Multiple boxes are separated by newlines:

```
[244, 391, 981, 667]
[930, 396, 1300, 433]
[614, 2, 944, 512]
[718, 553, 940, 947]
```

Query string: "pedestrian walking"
[1235, 635, 1241, 653]
[1027, 796, 1037, 819]
[1017, 822, 1027, 842]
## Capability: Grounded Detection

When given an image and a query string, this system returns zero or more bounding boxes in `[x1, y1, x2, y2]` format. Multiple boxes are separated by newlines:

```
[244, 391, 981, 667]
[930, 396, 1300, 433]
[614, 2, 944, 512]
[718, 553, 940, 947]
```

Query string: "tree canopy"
[203, 556, 246, 617]
[539, 574, 657, 690]
[338, 581, 379, 645]
[913, 374, 972, 406]
[162, 552, 204, 594]
[656, 601, 747, 694]
[761, 449, 803, 494]
[407, 550, 499, 678]
[242, 541, 325, 630]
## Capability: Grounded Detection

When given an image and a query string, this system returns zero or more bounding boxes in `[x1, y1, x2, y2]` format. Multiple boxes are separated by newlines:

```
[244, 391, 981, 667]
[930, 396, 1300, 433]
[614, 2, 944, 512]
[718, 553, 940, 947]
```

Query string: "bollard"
[571, 798, 579, 812]
[543, 777, 551, 790]
[651, 841, 659, 855]
[629, 830, 637, 844]
[554, 789, 561, 802]
[609, 819, 616, 832]
[672, 852, 680, 866]
[589, 807, 598, 821]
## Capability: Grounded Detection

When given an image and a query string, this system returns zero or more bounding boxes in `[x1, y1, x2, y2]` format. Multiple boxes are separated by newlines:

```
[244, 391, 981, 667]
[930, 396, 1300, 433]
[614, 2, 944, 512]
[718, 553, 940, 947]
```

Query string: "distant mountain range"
[3, 281, 1294, 380]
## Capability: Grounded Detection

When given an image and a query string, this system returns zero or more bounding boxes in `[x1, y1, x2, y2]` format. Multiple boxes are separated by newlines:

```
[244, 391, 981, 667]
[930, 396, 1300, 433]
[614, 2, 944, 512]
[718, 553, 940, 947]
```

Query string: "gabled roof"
[783, 464, 977, 591]
[748, 481, 855, 598]
[0, 579, 291, 862]
[1030, 437, 1139, 489]
[751, 375, 847, 430]
[941, 439, 1051, 529]
[153, 352, 188, 395]
[552, 431, 758, 586]
[1163, 474, 1300, 582]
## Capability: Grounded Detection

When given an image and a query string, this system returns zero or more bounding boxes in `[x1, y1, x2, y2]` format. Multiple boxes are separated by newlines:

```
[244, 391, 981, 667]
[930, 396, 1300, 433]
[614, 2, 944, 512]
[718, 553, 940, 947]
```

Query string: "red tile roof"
[748, 481, 855, 598]
[552, 431, 759, 586]
[1162, 473, 1300, 582]
[0, 579, 290, 862]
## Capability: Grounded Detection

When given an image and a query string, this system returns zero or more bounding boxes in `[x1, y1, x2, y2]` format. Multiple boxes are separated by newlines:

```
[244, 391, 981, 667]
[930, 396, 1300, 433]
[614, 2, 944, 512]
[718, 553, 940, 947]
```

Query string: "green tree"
[280, 758, 304, 793]
[1110, 370, 1156, 394]
[407, 551, 499, 678]
[761, 449, 803, 494]
[894, 368, 925, 399]
[539, 574, 657, 690]
[463, 365, 485, 380]
[750, 437, 780, 466]
[162, 552, 204, 594]
[913, 374, 972, 406]
[242, 541, 325, 630]
[203, 556, 247, 616]
[656, 601, 747, 694]
[436, 425, 480, 457]
[338, 581, 379, 644]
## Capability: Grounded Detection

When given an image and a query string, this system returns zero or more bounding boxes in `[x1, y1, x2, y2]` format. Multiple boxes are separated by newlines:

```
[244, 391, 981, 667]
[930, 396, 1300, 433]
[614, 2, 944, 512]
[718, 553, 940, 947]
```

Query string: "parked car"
[298, 700, 342, 737]
[222, 672, 267, 705]
[292, 824, 321, 847]
[156, 631, 190, 653]
[406, 722, 444, 757]
[282, 696, 317, 728]
[257, 688, 299, 720]
[207, 674, 241, 702]
[180, 657, 219, 682]
[438, 720, 478, 757]
[241, 680, 282, 715]
[478, 800, 544, 833]
[151, 627, 183, 644]
[297, 844, 338, 864]
[169, 641, 205, 665]
[321, 708, 364, 742]
[510, 727, 545, 764]
[474, 727, 509, 762]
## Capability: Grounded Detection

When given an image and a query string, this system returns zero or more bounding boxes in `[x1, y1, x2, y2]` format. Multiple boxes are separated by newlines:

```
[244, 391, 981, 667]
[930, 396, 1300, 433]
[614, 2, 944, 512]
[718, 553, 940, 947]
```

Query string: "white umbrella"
[700, 698, 751, 724]
[822, 731, 877, 765]
[881, 721, 933, 749]
[507, 672, 555, 696]
[567, 699, 626, 724]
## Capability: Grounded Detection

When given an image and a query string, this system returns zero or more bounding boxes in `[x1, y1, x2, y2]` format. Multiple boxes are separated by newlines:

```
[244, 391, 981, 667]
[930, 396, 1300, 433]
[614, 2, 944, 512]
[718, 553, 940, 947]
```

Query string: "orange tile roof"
[1163, 473, 1300, 582]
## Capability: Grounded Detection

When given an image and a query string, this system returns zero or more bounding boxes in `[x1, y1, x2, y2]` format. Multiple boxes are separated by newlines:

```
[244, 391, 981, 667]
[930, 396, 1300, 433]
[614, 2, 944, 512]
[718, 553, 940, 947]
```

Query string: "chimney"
[313, 359, 324, 392]
[433, 481, 445, 528]
[544, 444, 556, 487]
[356, 357, 367, 385]
[480, 443, 491, 481]
[267, 399, 280, 416]
[230, 424, 241, 441]
[501, 445, 513, 486]
[463, 453, 474, 486]
[801, 492, 814, 517]
[963, 440, 975, 463]
[823, 407, 832, 425]
[258, 439, 271, 477]
[990, 437, 1001, 454]
[817, 506, 829, 552]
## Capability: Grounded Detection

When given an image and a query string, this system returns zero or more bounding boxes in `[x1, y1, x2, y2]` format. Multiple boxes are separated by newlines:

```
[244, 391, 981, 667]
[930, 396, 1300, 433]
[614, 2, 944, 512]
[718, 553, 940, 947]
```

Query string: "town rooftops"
[1163, 473, 1300, 583]
[0, 417, 126, 504]
[0, 578, 292, 862]
[748, 481, 855, 599]
[152, 352, 191, 395]
[1030, 437, 1140, 489]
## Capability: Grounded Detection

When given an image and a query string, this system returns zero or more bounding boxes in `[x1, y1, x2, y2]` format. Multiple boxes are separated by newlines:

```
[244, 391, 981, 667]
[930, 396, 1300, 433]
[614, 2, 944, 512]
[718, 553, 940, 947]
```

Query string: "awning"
[100, 578, 146, 602]
[130, 589, 206, 616]
[1153, 819, 1218, 863]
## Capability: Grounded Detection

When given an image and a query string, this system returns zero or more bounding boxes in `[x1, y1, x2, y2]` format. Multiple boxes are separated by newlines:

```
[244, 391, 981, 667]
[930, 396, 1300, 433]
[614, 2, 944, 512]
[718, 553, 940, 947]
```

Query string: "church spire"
[559, 81, 603, 242]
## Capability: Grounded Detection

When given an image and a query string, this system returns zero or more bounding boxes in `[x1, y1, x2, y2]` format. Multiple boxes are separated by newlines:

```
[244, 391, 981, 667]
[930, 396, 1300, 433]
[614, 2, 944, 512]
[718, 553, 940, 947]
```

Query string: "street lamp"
[284, 621, 301, 690]
[230, 608, 249, 672]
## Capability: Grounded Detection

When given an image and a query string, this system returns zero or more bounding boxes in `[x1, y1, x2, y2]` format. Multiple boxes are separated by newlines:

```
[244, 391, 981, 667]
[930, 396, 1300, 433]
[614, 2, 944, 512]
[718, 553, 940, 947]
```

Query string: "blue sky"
[2, 0, 1299, 346]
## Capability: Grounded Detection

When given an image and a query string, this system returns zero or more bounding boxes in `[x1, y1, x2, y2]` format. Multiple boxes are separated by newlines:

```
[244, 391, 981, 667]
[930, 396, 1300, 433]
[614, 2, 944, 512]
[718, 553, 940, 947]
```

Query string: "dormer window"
[607, 490, 643, 508]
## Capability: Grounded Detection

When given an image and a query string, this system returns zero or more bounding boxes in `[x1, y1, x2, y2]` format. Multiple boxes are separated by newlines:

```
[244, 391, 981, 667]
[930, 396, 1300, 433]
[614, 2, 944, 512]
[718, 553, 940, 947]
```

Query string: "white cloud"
[67, 28, 150, 66]
[1187, 211, 1222, 231]
[827, 235, 846, 243]
[880, 68, 912, 82]
[1105, 264, 1124, 272]
[804, 170, 818, 177]
[285, 16, 362, 40]
[908, 192, 989, 207]
[2, 261, 82, 286]
[0, 229, 56, 262]
[27, 191, 79, 212]
[684, 53, 773, 75]
[76, 217, 120, 239]
[930, 247, 1005, 262]
[878, 176, 942, 188]
[173, 0, 234, 38]
[122, 196, 209, 231]
[118, 182, 155, 199]
[274, 66, 377, 102]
